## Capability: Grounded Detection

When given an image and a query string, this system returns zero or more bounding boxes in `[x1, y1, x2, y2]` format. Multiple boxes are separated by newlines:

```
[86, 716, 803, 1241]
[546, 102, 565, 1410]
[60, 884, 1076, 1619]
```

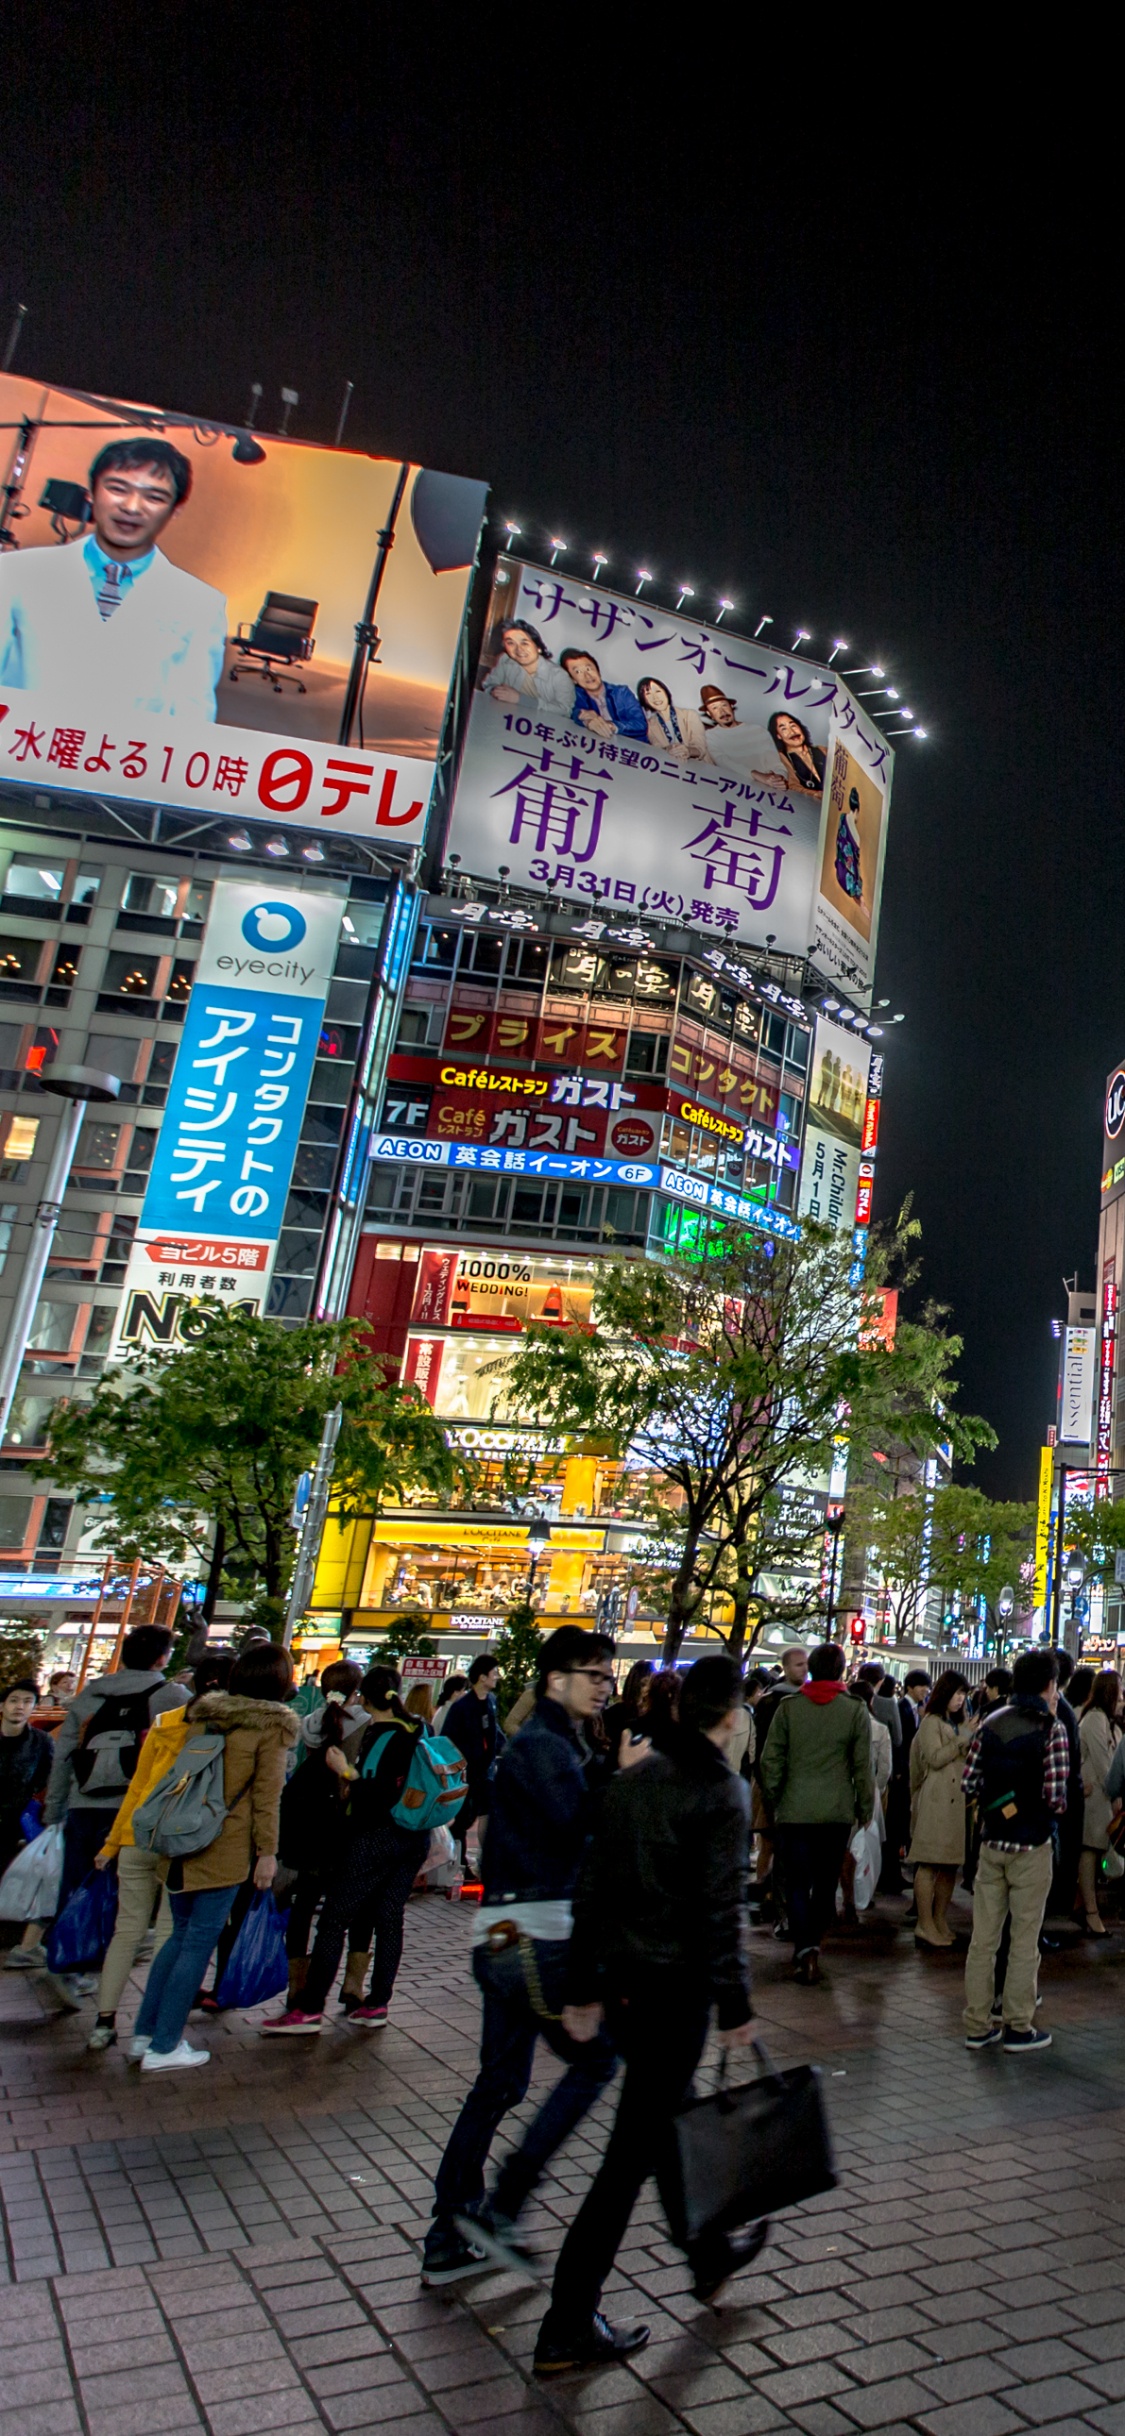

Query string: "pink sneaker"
[259, 2007, 324, 2036]
[349, 2002, 388, 2028]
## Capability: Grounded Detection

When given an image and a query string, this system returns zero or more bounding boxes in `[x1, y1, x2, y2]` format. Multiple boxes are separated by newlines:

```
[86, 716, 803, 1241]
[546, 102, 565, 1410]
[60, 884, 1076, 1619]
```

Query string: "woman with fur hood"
[111, 1641, 298, 2073]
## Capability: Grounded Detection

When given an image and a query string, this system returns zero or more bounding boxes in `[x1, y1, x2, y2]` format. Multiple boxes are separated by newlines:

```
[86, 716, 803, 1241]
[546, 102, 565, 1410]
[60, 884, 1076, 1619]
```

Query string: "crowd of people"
[0, 1625, 1119, 2373]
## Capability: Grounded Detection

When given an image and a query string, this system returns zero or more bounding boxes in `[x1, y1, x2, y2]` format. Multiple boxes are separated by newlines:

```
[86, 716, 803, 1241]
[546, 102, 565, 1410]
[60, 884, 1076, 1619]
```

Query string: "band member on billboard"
[767, 711, 827, 797]
[0, 439, 228, 722]
[480, 618, 574, 709]
[637, 676, 714, 762]
[559, 648, 647, 739]
[698, 683, 787, 786]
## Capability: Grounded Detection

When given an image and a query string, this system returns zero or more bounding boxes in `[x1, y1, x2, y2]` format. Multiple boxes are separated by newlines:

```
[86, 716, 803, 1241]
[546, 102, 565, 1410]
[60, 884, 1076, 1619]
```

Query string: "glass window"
[394, 1007, 432, 1049]
[49, 944, 80, 989]
[635, 958, 679, 1001]
[38, 1498, 72, 1550]
[684, 970, 721, 1022]
[102, 950, 158, 999]
[275, 1231, 319, 1275]
[72, 867, 102, 910]
[466, 930, 505, 977]
[733, 1000, 760, 1045]
[4, 858, 65, 904]
[339, 900, 386, 949]
[27, 1302, 79, 1353]
[86, 1034, 140, 1089]
[0, 935, 43, 983]
[75, 1121, 122, 1171]
[786, 1025, 810, 1070]
[0, 1022, 22, 1070]
[605, 958, 637, 998]
[123, 1126, 158, 1176]
[166, 960, 194, 1006]
[284, 1188, 329, 1230]
[48, 1211, 100, 1269]
[300, 1103, 345, 1144]
[3, 1393, 58, 1448]
[550, 942, 600, 993]
[292, 1141, 338, 1190]
[24, 1024, 60, 1078]
[625, 1032, 668, 1079]
[147, 1040, 178, 1088]
[0, 1496, 33, 1545]
[766, 1012, 787, 1055]
[516, 938, 549, 985]
[183, 879, 211, 922]
[415, 924, 457, 970]
[318, 1020, 361, 1065]
[265, 1274, 312, 1317]
[84, 1304, 117, 1352]
[122, 872, 179, 920]
[0, 1202, 17, 1278]
[310, 1058, 351, 1104]
[0, 1113, 39, 1176]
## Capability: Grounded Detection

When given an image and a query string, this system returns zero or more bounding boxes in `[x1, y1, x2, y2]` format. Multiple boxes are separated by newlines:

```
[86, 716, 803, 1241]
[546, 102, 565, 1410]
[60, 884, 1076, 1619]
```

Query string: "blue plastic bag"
[19, 1799, 42, 1844]
[45, 1865, 119, 1971]
[214, 1889, 291, 2010]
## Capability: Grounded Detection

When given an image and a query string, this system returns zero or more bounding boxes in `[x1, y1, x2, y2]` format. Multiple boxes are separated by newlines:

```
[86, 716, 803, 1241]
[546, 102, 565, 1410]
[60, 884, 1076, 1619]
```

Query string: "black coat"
[567, 1729, 752, 2029]
[443, 1689, 502, 1797]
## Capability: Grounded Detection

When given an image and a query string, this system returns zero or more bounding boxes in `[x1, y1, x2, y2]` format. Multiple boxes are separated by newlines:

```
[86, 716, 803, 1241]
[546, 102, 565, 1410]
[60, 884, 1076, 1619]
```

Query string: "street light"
[997, 1583, 1014, 1651]
[0, 1064, 121, 1443]
[525, 1519, 551, 1605]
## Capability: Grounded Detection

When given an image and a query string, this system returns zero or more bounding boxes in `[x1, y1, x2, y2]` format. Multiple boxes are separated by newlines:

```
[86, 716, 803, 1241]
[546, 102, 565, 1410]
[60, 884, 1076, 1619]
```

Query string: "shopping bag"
[418, 1825, 456, 1877]
[45, 1865, 119, 1971]
[0, 1822, 65, 1921]
[666, 2040, 837, 2248]
[19, 1800, 42, 1844]
[213, 1890, 291, 2010]
[850, 1820, 881, 1911]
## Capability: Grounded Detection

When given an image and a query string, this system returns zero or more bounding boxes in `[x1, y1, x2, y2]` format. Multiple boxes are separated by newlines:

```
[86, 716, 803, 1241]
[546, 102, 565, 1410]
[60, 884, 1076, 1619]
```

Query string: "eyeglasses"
[575, 1668, 615, 1687]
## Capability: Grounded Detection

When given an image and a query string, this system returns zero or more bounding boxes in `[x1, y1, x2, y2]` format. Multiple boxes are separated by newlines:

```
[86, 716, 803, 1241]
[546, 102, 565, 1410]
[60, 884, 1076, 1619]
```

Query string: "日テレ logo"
[241, 901, 308, 951]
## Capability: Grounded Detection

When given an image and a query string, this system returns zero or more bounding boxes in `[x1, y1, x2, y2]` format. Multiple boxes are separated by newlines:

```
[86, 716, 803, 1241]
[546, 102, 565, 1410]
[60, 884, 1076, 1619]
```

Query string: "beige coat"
[643, 704, 714, 761]
[907, 1712, 975, 1867]
[176, 1691, 298, 1892]
[1080, 1706, 1121, 1852]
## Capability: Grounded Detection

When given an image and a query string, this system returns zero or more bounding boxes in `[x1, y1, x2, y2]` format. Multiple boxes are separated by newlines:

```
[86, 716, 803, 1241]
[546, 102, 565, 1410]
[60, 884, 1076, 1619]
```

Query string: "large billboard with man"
[444, 555, 893, 965]
[0, 372, 486, 844]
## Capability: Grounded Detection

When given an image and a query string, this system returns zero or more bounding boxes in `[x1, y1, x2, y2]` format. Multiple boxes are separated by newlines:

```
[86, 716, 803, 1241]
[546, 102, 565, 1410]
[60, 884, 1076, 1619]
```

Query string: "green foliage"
[847, 1480, 1035, 1646]
[46, 1304, 463, 1624]
[0, 1623, 44, 1687]
[504, 1210, 993, 1661]
[492, 1602, 544, 1711]
[380, 1612, 438, 1663]
[1058, 1498, 1125, 1596]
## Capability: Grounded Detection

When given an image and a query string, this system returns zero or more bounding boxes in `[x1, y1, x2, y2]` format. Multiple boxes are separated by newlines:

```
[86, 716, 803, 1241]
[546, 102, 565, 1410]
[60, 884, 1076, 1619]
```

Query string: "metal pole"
[337, 460, 411, 745]
[0, 1094, 87, 1441]
[282, 1402, 343, 1648]
[76, 1553, 115, 1692]
[2, 304, 27, 373]
[334, 381, 354, 447]
[1050, 1465, 1069, 1647]
[107, 1555, 143, 1670]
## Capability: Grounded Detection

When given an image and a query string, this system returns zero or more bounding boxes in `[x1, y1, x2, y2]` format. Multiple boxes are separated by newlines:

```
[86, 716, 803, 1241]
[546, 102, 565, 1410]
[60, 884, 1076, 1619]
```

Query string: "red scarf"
[801, 1680, 847, 1704]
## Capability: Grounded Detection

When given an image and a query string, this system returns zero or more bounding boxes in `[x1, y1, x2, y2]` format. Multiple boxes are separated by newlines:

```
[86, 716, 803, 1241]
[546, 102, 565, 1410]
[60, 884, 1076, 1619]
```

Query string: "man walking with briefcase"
[534, 1655, 762, 2377]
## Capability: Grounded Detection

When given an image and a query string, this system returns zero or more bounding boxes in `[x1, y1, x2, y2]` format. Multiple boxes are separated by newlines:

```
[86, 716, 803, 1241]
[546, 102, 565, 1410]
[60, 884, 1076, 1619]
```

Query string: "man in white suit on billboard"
[0, 437, 228, 722]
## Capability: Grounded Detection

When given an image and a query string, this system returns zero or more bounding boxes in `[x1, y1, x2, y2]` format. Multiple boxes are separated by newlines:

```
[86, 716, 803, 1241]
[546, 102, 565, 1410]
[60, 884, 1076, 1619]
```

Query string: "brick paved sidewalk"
[5, 1885, 1125, 2436]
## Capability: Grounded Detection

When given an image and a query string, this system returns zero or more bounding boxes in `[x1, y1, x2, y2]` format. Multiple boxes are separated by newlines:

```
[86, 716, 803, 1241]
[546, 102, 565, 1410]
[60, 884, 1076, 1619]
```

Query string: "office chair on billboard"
[229, 591, 318, 692]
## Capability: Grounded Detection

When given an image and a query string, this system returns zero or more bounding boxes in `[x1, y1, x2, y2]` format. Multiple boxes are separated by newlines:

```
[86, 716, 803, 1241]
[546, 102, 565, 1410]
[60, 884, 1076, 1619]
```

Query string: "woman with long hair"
[766, 710, 827, 796]
[637, 677, 714, 762]
[1078, 1670, 1122, 1936]
[907, 1670, 974, 1951]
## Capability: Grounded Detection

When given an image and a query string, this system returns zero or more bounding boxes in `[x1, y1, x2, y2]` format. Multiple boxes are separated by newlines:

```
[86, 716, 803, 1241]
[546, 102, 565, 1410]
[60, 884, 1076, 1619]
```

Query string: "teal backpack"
[361, 1728, 466, 1833]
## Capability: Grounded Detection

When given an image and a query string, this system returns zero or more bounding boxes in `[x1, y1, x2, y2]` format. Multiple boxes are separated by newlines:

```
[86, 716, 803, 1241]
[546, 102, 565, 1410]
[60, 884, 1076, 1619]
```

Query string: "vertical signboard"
[797, 1012, 873, 1235]
[812, 717, 891, 991]
[1034, 1444, 1053, 1610]
[110, 879, 345, 1351]
[1097, 1260, 1117, 1499]
[1061, 1326, 1096, 1447]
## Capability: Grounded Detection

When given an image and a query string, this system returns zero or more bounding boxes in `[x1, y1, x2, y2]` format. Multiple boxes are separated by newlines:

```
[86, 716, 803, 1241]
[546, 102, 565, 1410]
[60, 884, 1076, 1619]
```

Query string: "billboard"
[1102, 1058, 1125, 1203]
[1060, 1325, 1096, 1447]
[812, 722, 891, 990]
[109, 878, 345, 1351]
[0, 373, 486, 841]
[797, 1012, 873, 1233]
[445, 557, 893, 959]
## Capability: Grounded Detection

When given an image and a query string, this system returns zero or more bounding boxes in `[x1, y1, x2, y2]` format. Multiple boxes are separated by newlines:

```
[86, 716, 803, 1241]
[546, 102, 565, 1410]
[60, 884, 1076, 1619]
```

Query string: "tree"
[492, 1602, 543, 1712]
[504, 1212, 992, 1662]
[380, 1613, 438, 1663]
[0, 1623, 44, 1684]
[846, 1479, 1035, 1650]
[46, 1304, 462, 1641]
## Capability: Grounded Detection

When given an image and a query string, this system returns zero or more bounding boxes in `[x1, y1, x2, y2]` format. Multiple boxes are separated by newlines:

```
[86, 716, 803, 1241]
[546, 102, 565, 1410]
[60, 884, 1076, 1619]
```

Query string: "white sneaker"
[141, 2038, 210, 2072]
[3, 1942, 46, 1970]
[127, 2035, 152, 2061]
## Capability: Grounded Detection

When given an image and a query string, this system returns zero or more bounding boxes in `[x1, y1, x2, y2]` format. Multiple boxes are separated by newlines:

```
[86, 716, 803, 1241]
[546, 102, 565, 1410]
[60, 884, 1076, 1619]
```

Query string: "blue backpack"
[361, 1728, 467, 1833]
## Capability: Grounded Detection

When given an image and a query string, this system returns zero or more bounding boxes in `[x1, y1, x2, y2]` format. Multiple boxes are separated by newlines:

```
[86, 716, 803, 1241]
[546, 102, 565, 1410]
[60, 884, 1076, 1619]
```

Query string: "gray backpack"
[131, 1732, 229, 1858]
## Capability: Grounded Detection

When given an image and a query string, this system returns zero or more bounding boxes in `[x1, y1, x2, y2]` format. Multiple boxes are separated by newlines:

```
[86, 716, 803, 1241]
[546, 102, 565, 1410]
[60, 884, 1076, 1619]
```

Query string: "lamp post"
[1065, 1553, 1087, 1657]
[997, 1582, 1015, 1655]
[0, 1065, 120, 1444]
[825, 1506, 846, 1636]
[525, 1519, 551, 1607]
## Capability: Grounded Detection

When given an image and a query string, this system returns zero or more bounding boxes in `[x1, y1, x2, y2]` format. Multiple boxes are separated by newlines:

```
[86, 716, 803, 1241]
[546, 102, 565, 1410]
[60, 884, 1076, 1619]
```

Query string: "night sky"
[3, 32, 1111, 1497]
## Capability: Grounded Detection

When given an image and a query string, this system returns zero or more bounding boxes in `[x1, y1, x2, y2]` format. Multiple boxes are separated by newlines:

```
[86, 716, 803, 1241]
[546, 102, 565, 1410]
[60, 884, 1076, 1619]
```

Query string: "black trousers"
[775, 1822, 851, 1955]
[303, 1821, 420, 2013]
[544, 1972, 711, 2336]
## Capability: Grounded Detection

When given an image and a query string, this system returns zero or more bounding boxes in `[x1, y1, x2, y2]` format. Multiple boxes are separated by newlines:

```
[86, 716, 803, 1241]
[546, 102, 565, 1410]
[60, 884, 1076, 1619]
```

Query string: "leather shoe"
[691, 2219, 771, 2302]
[534, 2311, 650, 2374]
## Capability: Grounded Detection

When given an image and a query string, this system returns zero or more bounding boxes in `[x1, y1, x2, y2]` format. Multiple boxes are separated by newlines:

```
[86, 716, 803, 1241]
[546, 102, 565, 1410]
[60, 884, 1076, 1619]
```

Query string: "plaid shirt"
[962, 1713, 1069, 1851]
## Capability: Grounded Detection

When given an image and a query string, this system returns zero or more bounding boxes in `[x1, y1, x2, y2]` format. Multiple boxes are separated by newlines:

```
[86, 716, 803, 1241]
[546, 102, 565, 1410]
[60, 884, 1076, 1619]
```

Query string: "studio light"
[264, 835, 290, 858]
[635, 569, 653, 596]
[675, 584, 694, 612]
[754, 614, 773, 637]
[227, 829, 252, 851]
[827, 640, 849, 663]
[504, 520, 522, 551]
[914, 726, 928, 739]
[792, 627, 811, 651]
[301, 841, 326, 863]
[591, 552, 608, 580]
[716, 597, 734, 623]
[548, 537, 567, 564]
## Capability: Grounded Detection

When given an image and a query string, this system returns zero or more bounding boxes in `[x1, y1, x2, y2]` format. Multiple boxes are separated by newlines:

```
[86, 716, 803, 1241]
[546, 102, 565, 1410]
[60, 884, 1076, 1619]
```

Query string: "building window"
[0, 934, 44, 985]
[101, 949, 159, 1001]
[0, 1113, 40, 1178]
[0, 1495, 34, 1547]
[121, 872, 180, 922]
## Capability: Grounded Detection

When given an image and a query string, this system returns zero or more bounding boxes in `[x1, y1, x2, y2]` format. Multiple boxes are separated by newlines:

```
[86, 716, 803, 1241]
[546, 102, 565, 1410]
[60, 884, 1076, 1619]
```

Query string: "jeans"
[544, 1970, 711, 2336]
[775, 1822, 851, 1955]
[303, 1822, 419, 2014]
[134, 1885, 237, 2053]
[431, 1936, 617, 2235]
[96, 1845, 173, 2016]
[964, 1841, 1053, 2034]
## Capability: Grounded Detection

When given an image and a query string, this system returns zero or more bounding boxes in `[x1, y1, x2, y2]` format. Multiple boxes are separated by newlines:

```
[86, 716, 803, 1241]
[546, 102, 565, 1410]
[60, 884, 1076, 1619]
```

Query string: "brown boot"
[339, 1949, 371, 2014]
[287, 1955, 309, 2008]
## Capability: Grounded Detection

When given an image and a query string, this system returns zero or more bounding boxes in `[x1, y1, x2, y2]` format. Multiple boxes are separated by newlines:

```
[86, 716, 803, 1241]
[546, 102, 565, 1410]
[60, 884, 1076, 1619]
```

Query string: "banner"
[109, 879, 345, 1352]
[0, 370, 486, 834]
[812, 720, 891, 989]
[797, 1013, 873, 1234]
[1061, 1325, 1096, 1447]
[1034, 1445, 1053, 1609]
[445, 557, 893, 958]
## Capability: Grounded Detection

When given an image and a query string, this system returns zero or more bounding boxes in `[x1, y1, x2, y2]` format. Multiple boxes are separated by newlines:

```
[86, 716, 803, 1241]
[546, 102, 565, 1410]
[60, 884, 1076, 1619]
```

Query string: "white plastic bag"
[849, 1820, 881, 1912]
[418, 1826, 456, 1877]
[0, 1823, 65, 1922]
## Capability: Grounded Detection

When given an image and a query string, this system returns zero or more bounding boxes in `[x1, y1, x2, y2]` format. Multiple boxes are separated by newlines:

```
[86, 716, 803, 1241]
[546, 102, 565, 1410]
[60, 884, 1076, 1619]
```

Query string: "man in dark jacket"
[962, 1647, 1067, 2053]
[0, 1678, 53, 1876]
[533, 1656, 759, 2377]
[444, 1653, 503, 1867]
[422, 1626, 622, 2286]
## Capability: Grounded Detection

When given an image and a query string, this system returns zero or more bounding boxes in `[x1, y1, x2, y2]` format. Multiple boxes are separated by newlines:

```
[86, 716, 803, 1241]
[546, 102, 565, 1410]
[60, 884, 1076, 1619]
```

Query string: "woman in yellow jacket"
[86, 1654, 233, 2053]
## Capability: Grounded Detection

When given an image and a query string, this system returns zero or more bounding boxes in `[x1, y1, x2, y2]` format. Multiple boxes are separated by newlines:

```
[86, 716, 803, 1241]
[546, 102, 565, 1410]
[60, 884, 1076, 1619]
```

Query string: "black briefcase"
[666, 2039, 838, 2247]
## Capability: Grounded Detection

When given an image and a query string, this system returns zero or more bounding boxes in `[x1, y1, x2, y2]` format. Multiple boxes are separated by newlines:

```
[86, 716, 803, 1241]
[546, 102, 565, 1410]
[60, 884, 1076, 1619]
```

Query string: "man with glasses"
[422, 1626, 639, 2285]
